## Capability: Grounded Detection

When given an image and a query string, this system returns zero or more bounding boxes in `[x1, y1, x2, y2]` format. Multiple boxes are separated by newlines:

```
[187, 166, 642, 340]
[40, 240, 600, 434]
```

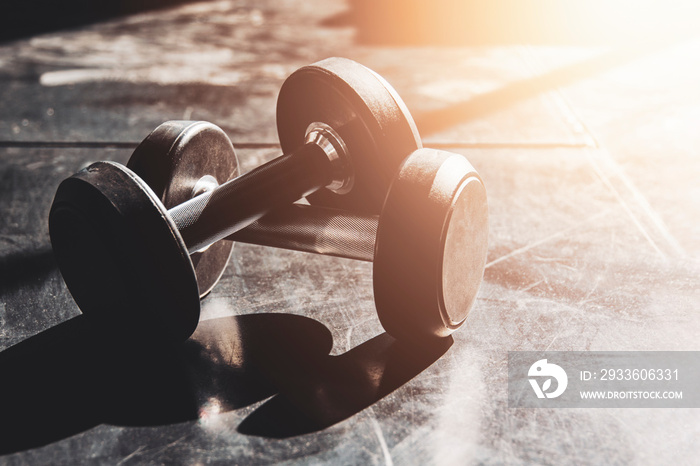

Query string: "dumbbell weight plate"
[373, 149, 489, 341]
[127, 121, 240, 297]
[49, 162, 200, 344]
[277, 57, 422, 214]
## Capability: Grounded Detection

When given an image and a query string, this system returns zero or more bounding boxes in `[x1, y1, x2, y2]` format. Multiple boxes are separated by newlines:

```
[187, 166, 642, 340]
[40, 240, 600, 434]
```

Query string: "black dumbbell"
[126, 57, 421, 297]
[49, 58, 421, 344]
[230, 148, 489, 341]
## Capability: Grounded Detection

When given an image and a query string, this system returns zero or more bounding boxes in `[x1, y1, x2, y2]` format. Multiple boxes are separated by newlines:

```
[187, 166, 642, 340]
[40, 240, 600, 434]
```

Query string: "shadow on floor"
[413, 41, 671, 137]
[238, 332, 452, 437]
[0, 247, 57, 296]
[412, 31, 695, 137]
[0, 310, 449, 453]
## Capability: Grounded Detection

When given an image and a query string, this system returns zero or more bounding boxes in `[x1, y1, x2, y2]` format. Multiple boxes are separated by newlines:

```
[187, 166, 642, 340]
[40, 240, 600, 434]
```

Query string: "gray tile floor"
[1, 1, 698, 464]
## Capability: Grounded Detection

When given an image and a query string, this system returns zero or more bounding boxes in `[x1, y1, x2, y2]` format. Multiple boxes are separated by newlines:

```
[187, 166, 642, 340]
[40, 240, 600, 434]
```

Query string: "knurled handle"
[229, 204, 378, 262]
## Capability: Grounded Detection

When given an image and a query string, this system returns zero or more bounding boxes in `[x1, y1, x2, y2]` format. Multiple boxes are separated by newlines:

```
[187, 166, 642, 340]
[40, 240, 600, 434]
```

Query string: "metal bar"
[168, 143, 332, 253]
[230, 204, 378, 262]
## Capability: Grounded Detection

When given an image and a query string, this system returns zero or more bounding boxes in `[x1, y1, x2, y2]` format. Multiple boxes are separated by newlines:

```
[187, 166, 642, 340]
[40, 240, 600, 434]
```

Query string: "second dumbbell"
[49, 57, 420, 344]
[231, 148, 489, 341]
[126, 57, 421, 297]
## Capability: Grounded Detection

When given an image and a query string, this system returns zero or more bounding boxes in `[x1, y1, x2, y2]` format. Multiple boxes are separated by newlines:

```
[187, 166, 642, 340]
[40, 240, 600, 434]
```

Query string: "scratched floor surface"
[0, 1, 699, 464]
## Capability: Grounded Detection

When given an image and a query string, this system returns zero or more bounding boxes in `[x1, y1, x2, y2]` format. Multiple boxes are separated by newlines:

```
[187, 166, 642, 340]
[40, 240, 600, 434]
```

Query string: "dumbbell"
[48, 57, 421, 344]
[127, 57, 421, 297]
[230, 148, 489, 341]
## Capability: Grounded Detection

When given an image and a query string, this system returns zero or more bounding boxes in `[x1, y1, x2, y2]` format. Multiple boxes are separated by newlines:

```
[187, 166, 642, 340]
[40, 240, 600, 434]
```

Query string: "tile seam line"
[521, 44, 685, 258]
[584, 147, 685, 258]
[0, 141, 591, 150]
[519, 44, 600, 149]
[0, 141, 282, 149]
[369, 408, 394, 466]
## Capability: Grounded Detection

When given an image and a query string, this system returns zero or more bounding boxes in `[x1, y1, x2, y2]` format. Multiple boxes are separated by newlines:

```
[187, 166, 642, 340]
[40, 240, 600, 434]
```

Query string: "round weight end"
[127, 121, 240, 297]
[49, 162, 201, 345]
[439, 175, 489, 327]
[277, 57, 421, 214]
[373, 149, 488, 341]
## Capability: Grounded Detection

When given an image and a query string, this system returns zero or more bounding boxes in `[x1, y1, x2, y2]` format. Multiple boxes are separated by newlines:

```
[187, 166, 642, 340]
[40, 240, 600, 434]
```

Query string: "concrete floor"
[0, 1, 698, 464]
